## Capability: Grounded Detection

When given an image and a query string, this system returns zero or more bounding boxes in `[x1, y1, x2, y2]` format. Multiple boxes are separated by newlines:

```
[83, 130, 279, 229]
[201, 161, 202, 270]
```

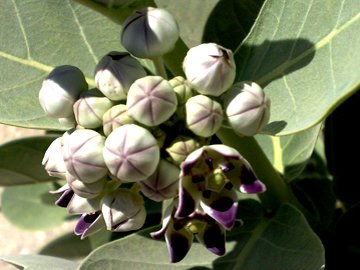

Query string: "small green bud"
[102, 188, 146, 232]
[139, 159, 179, 202]
[39, 65, 87, 118]
[169, 76, 194, 105]
[185, 95, 223, 137]
[166, 136, 200, 164]
[63, 129, 108, 183]
[121, 7, 179, 58]
[225, 82, 270, 136]
[73, 88, 114, 129]
[127, 76, 178, 126]
[183, 43, 236, 96]
[102, 104, 135, 136]
[94, 52, 146, 100]
[103, 124, 160, 182]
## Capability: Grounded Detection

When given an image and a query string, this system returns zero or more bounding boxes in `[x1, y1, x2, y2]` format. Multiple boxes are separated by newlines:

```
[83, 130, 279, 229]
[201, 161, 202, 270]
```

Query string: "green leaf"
[78, 202, 324, 270]
[202, 0, 265, 51]
[1, 182, 68, 230]
[1, 255, 78, 270]
[256, 124, 322, 181]
[0, 136, 58, 186]
[0, 0, 152, 130]
[235, 0, 360, 135]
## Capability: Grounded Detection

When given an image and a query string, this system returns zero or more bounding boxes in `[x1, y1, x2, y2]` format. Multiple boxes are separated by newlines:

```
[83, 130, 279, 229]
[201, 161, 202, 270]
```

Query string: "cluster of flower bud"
[38, 6, 271, 263]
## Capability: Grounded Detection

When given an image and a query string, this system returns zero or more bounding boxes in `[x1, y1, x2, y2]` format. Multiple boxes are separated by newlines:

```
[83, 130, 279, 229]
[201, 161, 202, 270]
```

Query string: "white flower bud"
[139, 159, 179, 202]
[42, 137, 67, 178]
[185, 95, 223, 137]
[63, 129, 108, 183]
[102, 104, 135, 136]
[73, 88, 114, 129]
[169, 76, 194, 105]
[121, 7, 179, 58]
[127, 76, 178, 126]
[94, 52, 146, 100]
[58, 116, 76, 129]
[102, 188, 146, 232]
[67, 174, 106, 199]
[183, 43, 236, 96]
[166, 136, 200, 164]
[39, 65, 88, 118]
[103, 124, 160, 182]
[225, 82, 270, 136]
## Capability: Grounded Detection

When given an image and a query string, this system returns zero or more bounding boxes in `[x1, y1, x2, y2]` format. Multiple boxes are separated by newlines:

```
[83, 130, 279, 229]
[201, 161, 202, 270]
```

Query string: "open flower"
[175, 144, 265, 228]
[151, 201, 226, 263]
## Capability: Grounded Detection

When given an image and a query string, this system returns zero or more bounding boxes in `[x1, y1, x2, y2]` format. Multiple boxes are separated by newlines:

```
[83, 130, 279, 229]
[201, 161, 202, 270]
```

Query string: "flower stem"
[152, 57, 168, 79]
[216, 127, 291, 211]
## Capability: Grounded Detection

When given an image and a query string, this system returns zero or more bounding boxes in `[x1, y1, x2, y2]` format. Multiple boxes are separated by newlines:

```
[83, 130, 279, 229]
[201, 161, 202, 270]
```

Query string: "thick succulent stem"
[152, 57, 168, 79]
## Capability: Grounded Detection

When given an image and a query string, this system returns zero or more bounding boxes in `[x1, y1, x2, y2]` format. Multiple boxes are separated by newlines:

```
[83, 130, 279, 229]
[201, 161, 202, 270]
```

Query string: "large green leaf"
[0, 0, 152, 130]
[1, 182, 68, 230]
[0, 255, 78, 270]
[256, 124, 322, 181]
[0, 136, 58, 186]
[78, 202, 324, 270]
[235, 0, 360, 135]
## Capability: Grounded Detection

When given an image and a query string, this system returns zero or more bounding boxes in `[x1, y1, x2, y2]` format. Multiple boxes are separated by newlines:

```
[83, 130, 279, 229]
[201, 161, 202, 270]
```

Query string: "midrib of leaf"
[257, 8, 360, 85]
[12, 0, 31, 59]
[232, 218, 269, 269]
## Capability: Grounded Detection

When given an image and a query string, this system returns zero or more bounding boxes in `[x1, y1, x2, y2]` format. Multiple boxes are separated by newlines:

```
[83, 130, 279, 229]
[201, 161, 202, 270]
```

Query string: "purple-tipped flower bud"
[94, 52, 146, 100]
[139, 159, 179, 202]
[127, 76, 178, 126]
[73, 88, 114, 129]
[169, 76, 194, 105]
[103, 124, 160, 182]
[225, 82, 270, 136]
[39, 65, 88, 118]
[102, 188, 146, 232]
[121, 7, 179, 58]
[67, 174, 106, 199]
[185, 95, 223, 137]
[63, 129, 108, 183]
[102, 104, 135, 136]
[183, 43, 235, 96]
[166, 136, 200, 164]
[42, 137, 67, 178]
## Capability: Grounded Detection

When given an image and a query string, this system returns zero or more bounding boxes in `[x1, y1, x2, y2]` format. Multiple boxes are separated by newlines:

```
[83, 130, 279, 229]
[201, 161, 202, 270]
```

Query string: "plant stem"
[216, 127, 291, 211]
[152, 57, 168, 79]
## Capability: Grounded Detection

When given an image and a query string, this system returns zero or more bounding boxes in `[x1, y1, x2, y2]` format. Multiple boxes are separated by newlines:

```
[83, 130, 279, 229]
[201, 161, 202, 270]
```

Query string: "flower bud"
[185, 95, 223, 137]
[67, 174, 106, 199]
[63, 129, 108, 183]
[139, 159, 179, 202]
[58, 116, 76, 129]
[73, 88, 114, 129]
[183, 43, 236, 96]
[42, 137, 67, 178]
[102, 104, 135, 136]
[94, 52, 146, 100]
[102, 188, 146, 232]
[166, 136, 200, 164]
[103, 124, 160, 182]
[39, 65, 88, 118]
[225, 82, 270, 136]
[127, 76, 178, 126]
[169, 76, 194, 105]
[121, 7, 179, 58]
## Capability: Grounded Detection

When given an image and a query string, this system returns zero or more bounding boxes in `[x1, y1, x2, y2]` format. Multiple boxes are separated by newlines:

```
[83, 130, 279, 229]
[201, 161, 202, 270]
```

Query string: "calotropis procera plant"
[1, 0, 359, 269]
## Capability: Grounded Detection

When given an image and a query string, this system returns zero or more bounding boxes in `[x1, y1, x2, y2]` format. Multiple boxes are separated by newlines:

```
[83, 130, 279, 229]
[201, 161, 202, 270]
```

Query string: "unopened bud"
[127, 76, 177, 126]
[169, 76, 194, 105]
[73, 88, 114, 129]
[42, 137, 67, 178]
[63, 129, 108, 183]
[102, 188, 146, 232]
[67, 175, 106, 199]
[185, 95, 223, 137]
[94, 52, 146, 100]
[103, 124, 160, 182]
[166, 136, 200, 164]
[225, 82, 270, 136]
[102, 104, 135, 136]
[183, 43, 235, 96]
[39, 65, 87, 118]
[121, 7, 179, 58]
